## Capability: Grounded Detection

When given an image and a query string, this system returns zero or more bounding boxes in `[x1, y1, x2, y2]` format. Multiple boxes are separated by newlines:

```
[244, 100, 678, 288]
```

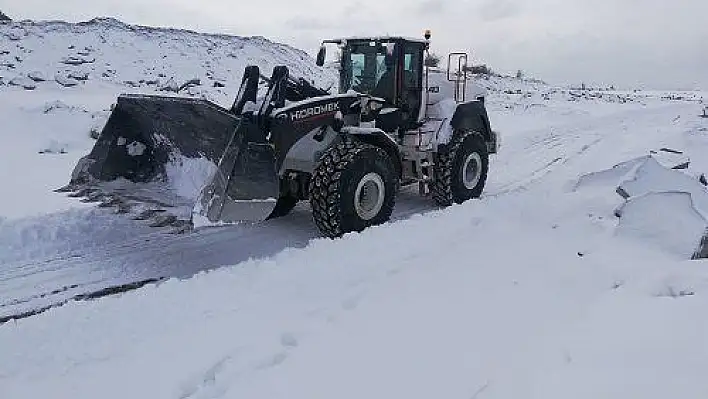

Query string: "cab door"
[397, 42, 425, 129]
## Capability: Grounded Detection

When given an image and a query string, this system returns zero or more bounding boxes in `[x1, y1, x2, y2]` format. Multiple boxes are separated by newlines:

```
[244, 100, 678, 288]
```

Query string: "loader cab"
[318, 37, 427, 130]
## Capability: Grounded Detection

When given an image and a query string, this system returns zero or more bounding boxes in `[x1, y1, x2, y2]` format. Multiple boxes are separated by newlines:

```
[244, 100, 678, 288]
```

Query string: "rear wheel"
[309, 138, 397, 238]
[431, 130, 489, 206]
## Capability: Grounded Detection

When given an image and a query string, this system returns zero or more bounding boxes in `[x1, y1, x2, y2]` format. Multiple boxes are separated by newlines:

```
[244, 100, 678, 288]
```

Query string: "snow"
[164, 156, 218, 201]
[329, 35, 429, 44]
[427, 97, 459, 145]
[340, 126, 387, 135]
[3, 192, 708, 399]
[608, 156, 708, 258]
[616, 191, 708, 258]
[125, 140, 146, 156]
[617, 156, 708, 213]
[2, 16, 708, 399]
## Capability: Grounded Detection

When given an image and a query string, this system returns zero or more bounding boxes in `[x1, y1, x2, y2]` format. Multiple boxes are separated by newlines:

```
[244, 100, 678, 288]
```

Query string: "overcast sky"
[2, 0, 706, 90]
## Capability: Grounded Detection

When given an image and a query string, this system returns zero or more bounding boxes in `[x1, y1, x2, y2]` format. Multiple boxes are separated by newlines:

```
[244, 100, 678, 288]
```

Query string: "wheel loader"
[57, 30, 500, 238]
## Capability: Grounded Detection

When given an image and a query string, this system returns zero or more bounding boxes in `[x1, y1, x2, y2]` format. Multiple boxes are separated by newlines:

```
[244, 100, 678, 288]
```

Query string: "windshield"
[341, 41, 395, 99]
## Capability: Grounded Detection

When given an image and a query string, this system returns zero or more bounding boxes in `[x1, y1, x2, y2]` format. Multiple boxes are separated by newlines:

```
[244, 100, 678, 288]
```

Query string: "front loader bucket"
[60, 92, 279, 230]
[193, 117, 280, 225]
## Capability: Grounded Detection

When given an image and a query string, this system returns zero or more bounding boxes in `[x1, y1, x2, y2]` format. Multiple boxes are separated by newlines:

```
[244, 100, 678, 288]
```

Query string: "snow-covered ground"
[2, 17, 708, 399]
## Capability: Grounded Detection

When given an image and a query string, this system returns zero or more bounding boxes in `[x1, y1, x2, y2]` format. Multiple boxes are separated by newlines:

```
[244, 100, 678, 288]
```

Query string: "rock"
[9, 75, 36, 90]
[38, 140, 69, 154]
[27, 71, 47, 82]
[213, 81, 226, 88]
[68, 71, 89, 81]
[41, 100, 87, 114]
[43, 100, 67, 113]
[158, 77, 180, 92]
[61, 56, 95, 65]
[5, 30, 23, 40]
[55, 74, 80, 87]
[0, 10, 10, 22]
[179, 78, 201, 91]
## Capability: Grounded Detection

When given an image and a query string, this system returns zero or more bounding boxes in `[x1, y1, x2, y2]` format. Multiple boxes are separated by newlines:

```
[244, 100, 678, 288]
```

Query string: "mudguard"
[450, 101, 493, 144]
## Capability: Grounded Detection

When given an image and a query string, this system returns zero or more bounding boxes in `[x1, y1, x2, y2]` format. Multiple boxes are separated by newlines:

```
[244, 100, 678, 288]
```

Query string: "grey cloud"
[284, 17, 333, 31]
[415, 0, 446, 15]
[478, 0, 522, 22]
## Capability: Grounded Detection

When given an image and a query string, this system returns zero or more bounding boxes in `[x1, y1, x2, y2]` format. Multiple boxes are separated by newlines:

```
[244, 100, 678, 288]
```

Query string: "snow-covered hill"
[2, 17, 708, 399]
[0, 17, 334, 97]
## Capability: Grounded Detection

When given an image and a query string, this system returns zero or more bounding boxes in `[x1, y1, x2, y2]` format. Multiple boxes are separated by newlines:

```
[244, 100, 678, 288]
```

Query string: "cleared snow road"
[0, 192, 438, 321]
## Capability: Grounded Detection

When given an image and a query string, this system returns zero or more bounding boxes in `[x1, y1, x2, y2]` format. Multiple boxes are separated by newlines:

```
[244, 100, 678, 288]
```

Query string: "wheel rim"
[462, 152, 482, 190]
[354, 172, 385, 220]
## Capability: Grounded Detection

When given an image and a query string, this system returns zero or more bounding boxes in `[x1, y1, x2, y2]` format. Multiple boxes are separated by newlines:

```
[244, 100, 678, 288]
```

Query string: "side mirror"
[316, 45, 326, 66]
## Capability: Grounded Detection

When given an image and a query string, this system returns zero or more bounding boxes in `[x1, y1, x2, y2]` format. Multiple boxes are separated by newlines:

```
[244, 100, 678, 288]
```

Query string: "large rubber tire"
[431, 130, 489, 206]
[266, 195, 298, 220]
[309, 138, 397, 238]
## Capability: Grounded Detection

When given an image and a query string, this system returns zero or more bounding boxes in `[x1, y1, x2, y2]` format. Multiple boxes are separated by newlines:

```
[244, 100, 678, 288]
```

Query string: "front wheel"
[309, 138, 397, 238]
[431, 130, 489, 206]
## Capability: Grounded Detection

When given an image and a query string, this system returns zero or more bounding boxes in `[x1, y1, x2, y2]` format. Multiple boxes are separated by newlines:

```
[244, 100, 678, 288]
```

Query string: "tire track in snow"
[0, 191, 439, 323]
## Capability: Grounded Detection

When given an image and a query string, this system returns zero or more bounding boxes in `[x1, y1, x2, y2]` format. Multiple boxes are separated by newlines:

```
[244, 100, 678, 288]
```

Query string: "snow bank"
[617, 156, 708, 213]
[572, 155, 651, 191]
[573, 153, 708, 259]
[616, 192, 708, 258]
[613, 157, 708, 259]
